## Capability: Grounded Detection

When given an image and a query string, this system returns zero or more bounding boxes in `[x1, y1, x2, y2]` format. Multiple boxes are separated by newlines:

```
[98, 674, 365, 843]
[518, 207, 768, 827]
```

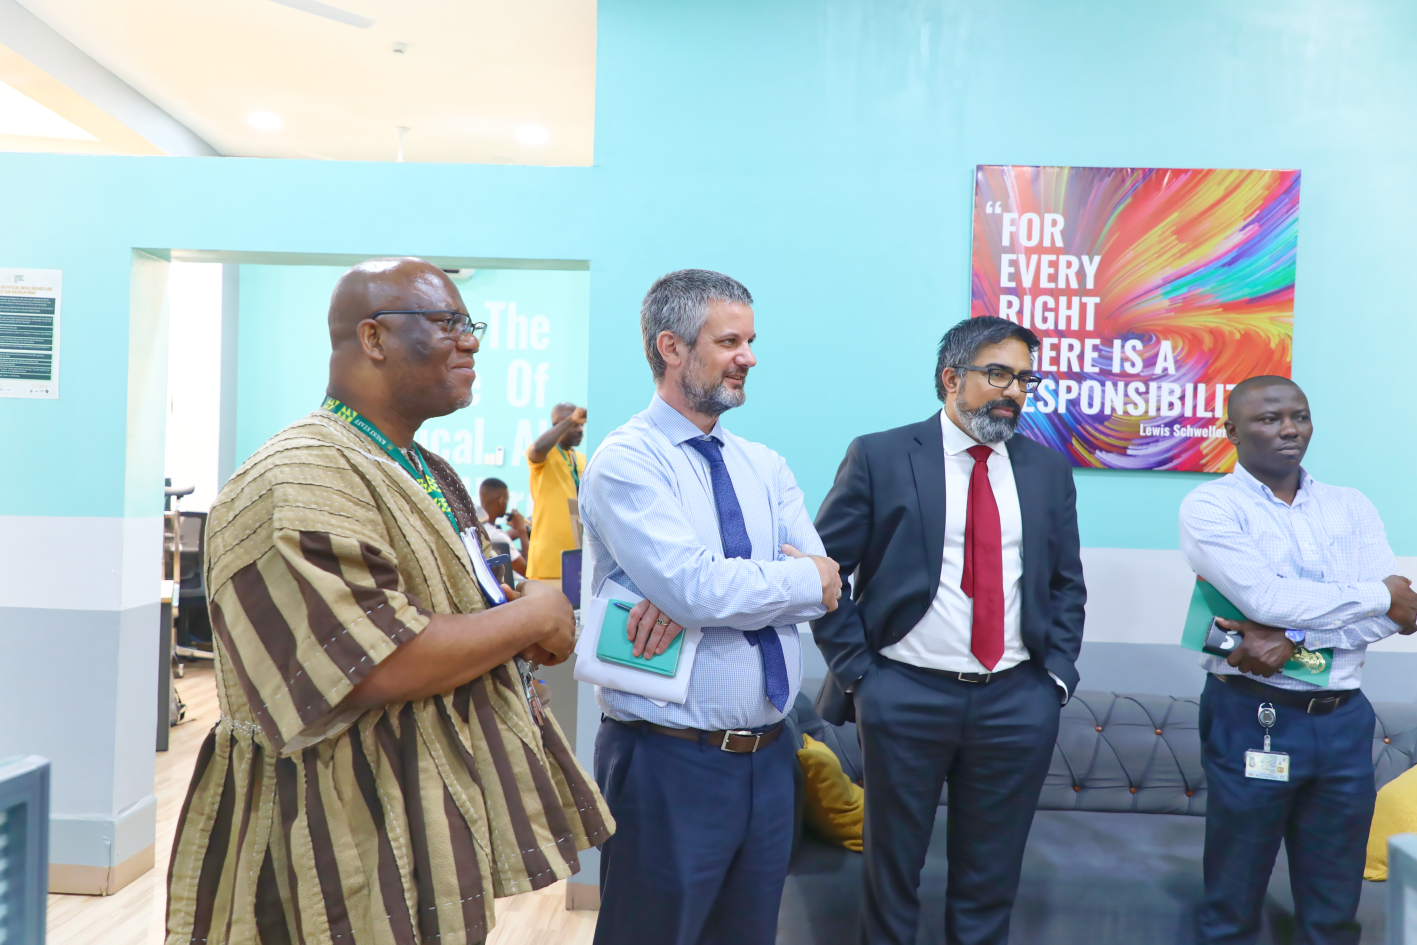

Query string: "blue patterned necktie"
[684, 435, 791, 713]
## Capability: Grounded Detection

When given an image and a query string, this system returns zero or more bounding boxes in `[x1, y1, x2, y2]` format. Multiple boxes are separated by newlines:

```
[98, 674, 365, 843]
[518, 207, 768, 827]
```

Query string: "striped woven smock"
[164, 409, 612, 945]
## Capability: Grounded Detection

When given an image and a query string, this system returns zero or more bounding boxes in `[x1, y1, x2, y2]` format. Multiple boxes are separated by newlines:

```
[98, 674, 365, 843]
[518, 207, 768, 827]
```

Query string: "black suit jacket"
[811, 413, 1087, 725]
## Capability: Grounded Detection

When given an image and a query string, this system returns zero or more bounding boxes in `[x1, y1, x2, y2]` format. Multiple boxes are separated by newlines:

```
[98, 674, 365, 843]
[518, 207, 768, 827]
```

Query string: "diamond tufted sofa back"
[1372, 699, 1417, 789]
[1037, 692, 1206, 814]
[1028, 691, 1417, 817]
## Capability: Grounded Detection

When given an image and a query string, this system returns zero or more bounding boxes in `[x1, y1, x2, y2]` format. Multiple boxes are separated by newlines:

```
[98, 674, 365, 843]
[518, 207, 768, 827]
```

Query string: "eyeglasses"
[370, 309, 487, 341]
[953, 364, 1043, 393]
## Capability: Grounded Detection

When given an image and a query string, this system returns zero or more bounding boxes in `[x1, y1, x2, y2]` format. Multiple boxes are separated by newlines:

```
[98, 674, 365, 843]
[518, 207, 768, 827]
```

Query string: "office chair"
[163, 485, 212, 670]
[0, 756, 48, 945]
[175, 511, 212, 654]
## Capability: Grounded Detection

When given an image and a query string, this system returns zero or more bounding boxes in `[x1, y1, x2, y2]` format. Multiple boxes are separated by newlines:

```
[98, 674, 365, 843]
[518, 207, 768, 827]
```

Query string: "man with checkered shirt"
[1180, 375, 1417, 945]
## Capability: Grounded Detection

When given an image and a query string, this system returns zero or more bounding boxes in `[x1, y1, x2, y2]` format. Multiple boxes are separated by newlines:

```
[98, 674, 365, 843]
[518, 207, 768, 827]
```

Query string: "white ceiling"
[15, 0, 596, 163]
[0, 76, 92, 138]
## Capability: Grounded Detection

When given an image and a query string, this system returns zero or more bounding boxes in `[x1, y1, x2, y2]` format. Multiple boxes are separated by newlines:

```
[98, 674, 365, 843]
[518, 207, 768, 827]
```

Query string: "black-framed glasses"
[953, 364, 1043, 393]
[370, 309, 487, 341]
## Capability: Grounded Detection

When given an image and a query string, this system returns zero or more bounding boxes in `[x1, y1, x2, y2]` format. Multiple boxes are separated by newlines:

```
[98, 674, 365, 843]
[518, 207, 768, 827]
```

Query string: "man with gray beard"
[580, 269, 841, 944]
[812, 316, 1087, 945]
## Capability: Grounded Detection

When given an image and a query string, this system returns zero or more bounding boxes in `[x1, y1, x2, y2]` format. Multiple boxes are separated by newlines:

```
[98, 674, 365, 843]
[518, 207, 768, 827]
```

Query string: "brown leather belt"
[1213, 673, 1357, 716]
[618, 718, 784, 753]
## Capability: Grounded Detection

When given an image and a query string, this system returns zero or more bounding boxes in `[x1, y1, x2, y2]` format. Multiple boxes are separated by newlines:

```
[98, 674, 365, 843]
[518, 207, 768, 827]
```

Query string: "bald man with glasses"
[165, 258, 609, 945]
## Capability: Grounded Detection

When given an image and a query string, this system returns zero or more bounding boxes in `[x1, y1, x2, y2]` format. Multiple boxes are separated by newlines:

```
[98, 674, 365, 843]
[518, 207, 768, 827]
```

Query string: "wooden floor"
[46, 664, 599, 945]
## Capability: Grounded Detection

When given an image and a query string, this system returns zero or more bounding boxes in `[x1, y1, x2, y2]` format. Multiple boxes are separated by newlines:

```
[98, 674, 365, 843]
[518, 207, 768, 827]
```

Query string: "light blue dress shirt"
[580, 394, 828, 730]
[1179, 463, 1401, 691]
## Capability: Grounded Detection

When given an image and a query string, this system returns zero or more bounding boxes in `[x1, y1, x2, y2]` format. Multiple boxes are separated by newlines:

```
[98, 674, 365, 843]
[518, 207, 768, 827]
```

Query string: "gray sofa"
[778, 687, 1417, 945]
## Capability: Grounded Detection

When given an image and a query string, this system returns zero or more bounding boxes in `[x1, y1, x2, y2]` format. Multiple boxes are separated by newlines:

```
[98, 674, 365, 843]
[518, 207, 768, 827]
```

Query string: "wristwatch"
[1284, 629, 1306, 645]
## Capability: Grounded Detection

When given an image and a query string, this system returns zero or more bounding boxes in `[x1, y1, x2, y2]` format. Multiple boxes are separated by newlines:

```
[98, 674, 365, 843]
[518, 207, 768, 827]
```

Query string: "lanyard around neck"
[322, 396, 462, 536]
[557, 445, 580, 492]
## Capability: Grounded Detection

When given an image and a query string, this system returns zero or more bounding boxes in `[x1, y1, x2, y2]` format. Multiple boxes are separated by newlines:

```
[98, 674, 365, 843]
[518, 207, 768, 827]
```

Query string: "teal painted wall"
[1, 0, 1413, 554]
[237, 265, 589, 512]
[583, 0, 1417, 551]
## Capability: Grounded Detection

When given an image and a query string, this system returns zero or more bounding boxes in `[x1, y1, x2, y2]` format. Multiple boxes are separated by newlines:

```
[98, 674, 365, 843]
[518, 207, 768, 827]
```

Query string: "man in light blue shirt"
[580, 269, 841, 945]
[1179, 375, 1417, 945]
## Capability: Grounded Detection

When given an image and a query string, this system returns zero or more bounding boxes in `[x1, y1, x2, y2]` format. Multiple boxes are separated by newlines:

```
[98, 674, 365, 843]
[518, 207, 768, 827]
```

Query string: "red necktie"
[961, 445, 1005, 670]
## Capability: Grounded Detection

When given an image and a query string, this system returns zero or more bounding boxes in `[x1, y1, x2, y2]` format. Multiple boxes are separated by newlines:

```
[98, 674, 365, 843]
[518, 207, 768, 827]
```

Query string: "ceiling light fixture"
[248, 111, 283, 131]
[266, 0, 374, 29]
[515, 125, 548, 145]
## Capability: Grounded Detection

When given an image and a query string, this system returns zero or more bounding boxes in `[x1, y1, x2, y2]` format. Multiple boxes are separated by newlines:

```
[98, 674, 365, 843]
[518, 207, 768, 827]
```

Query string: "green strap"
[322, 396, 462, 535]
[557, 445, 580, 492]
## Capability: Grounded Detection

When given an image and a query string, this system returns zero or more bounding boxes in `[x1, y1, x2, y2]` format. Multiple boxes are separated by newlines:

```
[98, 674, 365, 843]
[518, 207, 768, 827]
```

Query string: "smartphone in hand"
[1202, 618, 1243, 657]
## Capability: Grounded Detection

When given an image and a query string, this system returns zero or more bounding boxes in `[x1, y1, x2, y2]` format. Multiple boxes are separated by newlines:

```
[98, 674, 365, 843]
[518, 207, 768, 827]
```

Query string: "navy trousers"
[1198, 675, 1377, 945]
[592, 718, 796, 945]
[855, 657, 1060, 945]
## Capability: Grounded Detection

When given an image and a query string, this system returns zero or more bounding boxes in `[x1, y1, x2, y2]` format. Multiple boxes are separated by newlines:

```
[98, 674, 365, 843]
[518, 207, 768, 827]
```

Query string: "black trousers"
[855, 657, 1060, 945]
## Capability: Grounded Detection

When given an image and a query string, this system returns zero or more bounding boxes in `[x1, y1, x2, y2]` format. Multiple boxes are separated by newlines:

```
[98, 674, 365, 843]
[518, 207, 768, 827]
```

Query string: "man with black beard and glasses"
[580, 269, 841, 944]
[813, 316, 1086, 945]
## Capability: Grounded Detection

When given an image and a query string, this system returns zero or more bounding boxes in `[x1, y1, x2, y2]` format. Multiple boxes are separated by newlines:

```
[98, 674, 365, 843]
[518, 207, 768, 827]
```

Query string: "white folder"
[573, 580, 703, 705]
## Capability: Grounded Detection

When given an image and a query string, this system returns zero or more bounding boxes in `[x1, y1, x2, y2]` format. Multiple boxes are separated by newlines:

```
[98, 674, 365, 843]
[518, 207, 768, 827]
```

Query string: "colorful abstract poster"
[970, 165, 1298, 472]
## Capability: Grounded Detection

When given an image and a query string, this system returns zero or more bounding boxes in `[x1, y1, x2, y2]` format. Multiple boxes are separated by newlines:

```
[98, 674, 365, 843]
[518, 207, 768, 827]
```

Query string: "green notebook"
[1181, 577, 1333, 687]
[596, 600, 686, 677]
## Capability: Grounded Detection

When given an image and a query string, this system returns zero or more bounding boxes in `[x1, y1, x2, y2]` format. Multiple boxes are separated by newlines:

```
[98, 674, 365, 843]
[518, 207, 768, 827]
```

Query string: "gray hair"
[640, 269, 754, 379]
[935, 316, 1040, 402]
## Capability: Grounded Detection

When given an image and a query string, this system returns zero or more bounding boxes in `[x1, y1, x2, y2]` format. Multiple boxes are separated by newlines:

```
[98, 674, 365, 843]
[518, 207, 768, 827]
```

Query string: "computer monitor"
[561, 548, 582, 610]
[0, 755, 49, 945]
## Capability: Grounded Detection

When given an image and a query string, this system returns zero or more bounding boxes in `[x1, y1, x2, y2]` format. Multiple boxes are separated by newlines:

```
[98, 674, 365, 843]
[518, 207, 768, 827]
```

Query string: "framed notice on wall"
[0, 268, 61, 399]
[970, 166, 1298, 472]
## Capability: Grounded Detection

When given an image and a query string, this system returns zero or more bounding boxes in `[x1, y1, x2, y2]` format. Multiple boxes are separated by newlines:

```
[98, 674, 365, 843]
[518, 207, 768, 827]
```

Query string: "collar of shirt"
[1229, 461, 1316, 509]
[939, 408, 1009, 459]
[647, 391, 727, 446]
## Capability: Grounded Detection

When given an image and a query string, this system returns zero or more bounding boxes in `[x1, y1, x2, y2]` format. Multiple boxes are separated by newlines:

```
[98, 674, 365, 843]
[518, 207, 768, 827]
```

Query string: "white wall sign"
[0, 268, 61, 399]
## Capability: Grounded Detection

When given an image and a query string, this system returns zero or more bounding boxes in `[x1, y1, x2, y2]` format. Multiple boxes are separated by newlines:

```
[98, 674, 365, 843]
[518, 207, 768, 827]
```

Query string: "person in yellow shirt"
[526, 402, 586, 580]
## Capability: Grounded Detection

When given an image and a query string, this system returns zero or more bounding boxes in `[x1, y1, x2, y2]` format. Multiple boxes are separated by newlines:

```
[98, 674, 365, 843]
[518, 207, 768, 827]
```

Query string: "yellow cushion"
[1366, 765, 1417, 880]
[797, 733, 864, 852]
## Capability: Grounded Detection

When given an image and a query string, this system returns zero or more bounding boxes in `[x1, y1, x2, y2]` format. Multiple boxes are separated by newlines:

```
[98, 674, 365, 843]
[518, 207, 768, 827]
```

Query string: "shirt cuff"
[783, 555, 826, 612]
[1359, 580, 1394, 619]
[1048, 671, 1070, 706]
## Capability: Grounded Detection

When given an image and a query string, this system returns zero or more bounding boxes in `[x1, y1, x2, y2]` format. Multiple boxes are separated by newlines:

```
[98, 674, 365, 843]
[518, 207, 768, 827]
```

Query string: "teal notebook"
[596, 600, 686, 677]
[1180, 577, 1333, 687]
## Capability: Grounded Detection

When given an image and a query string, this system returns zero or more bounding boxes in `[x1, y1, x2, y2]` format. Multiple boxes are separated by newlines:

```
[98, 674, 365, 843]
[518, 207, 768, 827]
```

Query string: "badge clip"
[1244, 702, 1290, 782]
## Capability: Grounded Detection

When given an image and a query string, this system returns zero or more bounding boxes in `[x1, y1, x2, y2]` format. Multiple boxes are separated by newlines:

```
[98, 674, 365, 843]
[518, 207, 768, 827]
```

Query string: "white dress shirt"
[881, 410, 1029, 674]
[1179, 464, 1400, 691]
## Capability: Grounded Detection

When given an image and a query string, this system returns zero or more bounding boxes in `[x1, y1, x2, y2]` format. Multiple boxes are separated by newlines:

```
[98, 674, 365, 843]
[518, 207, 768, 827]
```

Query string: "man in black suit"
[813, 316, 1086, 945]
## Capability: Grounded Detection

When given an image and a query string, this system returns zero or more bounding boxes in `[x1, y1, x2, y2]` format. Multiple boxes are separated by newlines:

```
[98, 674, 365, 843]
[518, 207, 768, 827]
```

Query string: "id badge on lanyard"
[460, 528, 546, 724]
[462, 529, 508, 607]
[1244, 703, 1290, 782]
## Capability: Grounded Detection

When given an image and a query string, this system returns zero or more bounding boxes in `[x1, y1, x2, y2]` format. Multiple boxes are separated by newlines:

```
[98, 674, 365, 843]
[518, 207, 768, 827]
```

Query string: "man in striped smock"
[165, 258, 611, 945]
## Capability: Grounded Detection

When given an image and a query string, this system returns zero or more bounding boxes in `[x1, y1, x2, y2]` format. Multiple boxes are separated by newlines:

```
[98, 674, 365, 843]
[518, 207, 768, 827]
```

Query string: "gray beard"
[957, 398, 1020, 444]
[680, 366, 746, 417]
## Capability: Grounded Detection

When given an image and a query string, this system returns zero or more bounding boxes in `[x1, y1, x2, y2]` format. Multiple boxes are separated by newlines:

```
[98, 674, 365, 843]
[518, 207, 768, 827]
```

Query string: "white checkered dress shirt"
[1179, 464, 1402, 691]
[579, 394, 828, 730]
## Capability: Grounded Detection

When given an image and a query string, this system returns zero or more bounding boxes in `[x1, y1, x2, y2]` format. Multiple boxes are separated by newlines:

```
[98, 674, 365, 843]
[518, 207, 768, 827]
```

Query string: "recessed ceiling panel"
[16, 0, 596, 164]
